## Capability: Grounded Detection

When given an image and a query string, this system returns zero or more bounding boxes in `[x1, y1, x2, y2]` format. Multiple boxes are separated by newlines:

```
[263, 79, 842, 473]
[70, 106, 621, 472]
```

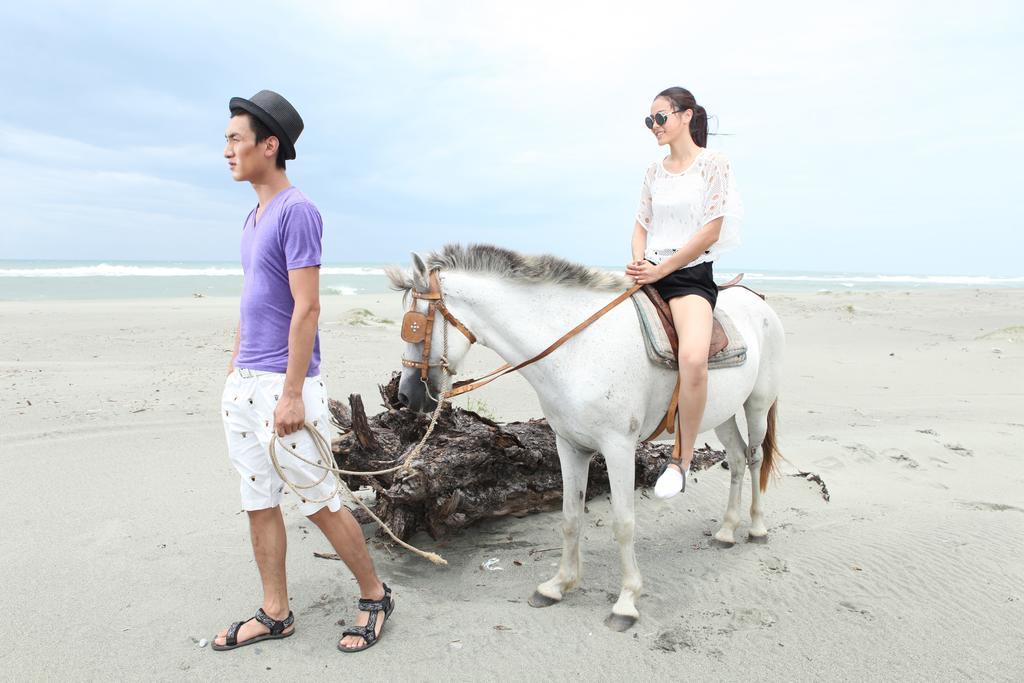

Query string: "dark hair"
[230, 108, 287, 170]
[656, 87, 708, 147]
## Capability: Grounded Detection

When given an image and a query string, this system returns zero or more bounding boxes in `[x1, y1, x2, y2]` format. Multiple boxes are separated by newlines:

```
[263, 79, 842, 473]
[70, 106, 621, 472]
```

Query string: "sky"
[0, 1, 1021, 276]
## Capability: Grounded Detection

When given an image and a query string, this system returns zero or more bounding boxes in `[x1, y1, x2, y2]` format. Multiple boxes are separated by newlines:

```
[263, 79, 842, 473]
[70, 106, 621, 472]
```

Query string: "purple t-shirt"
[235, 187, 322, 376]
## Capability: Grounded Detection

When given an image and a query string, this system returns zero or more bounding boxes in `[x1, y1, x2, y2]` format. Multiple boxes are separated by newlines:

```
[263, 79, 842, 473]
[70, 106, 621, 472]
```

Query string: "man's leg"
[217, 369, 296, 647]
[214, 507, 294, 646]
[307, 506, 386, 649]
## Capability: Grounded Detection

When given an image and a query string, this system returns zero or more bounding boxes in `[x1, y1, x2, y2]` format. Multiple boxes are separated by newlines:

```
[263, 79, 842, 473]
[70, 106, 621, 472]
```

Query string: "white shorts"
[221, 368, 342, 516]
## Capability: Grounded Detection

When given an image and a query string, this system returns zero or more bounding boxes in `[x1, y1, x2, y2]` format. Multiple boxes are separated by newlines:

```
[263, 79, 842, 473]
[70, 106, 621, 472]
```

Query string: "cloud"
[0, 124, 211, 171]
[0, 0, 1022, 274]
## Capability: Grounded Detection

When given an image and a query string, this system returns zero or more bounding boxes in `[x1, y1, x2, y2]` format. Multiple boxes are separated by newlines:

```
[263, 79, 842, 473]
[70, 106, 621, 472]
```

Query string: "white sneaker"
[654, 463, 685, 500]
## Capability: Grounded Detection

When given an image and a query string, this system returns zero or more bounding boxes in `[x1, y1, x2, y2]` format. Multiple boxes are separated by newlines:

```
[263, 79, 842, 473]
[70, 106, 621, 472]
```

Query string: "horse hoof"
[747, 533, 769, 544]
[604, 613, 638, 632]
[710, 537, 735, 549]
[528, 591, 560, 608]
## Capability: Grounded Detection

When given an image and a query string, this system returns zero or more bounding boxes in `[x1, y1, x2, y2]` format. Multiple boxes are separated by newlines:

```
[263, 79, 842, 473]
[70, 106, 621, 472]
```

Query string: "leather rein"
[401, 270, 642, 399]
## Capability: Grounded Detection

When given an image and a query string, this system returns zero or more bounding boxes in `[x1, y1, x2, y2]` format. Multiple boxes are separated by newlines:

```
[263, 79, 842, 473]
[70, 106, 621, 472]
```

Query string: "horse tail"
[760, 400, 779, 492]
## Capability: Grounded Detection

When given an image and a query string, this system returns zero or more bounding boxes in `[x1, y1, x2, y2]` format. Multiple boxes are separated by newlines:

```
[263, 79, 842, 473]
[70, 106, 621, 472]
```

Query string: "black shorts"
[649, 260, 717, 310]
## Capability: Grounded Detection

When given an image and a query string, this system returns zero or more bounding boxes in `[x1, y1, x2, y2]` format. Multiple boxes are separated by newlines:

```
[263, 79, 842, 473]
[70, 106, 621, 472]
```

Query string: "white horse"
[387, 244, 784, 631]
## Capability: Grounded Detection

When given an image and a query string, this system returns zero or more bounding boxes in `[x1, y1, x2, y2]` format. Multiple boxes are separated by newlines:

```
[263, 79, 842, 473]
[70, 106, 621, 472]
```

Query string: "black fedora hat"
[228, 90, 304, 160]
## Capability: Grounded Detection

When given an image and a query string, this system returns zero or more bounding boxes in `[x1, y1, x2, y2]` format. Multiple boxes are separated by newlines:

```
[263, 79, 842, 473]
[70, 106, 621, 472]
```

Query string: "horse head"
[388, 252, 475, 412]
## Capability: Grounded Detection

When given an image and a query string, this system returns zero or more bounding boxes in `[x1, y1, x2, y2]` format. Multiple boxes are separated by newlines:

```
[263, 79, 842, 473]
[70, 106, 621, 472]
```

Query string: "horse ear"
[411, 252, 429, 291]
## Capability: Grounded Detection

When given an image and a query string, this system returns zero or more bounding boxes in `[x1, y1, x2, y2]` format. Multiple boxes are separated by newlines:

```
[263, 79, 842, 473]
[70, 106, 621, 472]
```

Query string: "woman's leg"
[667, 294, 714, 472]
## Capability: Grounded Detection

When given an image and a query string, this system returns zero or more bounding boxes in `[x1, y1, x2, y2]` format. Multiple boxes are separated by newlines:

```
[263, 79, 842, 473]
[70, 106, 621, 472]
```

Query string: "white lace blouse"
[635, 148, 743, 267]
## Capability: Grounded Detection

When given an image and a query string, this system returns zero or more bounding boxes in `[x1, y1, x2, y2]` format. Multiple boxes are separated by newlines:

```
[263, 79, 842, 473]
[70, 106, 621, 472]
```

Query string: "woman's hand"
[625, 259, 665, 285]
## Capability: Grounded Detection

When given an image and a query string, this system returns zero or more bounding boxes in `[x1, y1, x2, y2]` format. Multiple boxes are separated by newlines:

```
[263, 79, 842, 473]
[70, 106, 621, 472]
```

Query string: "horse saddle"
[636, 274, 766, 452]
[631, 286, 748, 372]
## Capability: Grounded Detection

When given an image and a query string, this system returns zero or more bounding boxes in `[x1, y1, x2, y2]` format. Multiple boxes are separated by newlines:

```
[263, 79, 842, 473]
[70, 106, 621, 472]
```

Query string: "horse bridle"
[400, 270, 477, 386]
[400, 268, 648, 401]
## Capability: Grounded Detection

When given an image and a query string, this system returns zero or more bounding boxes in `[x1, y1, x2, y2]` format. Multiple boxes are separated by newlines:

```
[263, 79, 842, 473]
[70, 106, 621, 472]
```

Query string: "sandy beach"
[1, 287, 1022, 680]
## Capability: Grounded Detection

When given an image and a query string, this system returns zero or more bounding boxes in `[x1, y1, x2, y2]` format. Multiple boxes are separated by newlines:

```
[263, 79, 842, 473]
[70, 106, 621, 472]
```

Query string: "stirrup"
[654, 458, 686, 499]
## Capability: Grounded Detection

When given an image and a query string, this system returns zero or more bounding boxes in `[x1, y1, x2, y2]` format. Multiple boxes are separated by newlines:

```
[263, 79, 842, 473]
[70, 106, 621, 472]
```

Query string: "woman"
[626, 87, 742, 499]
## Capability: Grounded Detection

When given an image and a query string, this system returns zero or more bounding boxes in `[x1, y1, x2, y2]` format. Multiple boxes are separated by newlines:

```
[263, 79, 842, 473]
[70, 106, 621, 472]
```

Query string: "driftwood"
[790, 471, 831, 502]
[329, 373, 725, 541]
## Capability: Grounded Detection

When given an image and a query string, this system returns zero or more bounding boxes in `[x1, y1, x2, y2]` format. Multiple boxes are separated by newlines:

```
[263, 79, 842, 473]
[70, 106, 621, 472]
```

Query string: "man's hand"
[273, 393, 305, 437]
[625, 259, 666, 285]
[228, 322, 240, 377]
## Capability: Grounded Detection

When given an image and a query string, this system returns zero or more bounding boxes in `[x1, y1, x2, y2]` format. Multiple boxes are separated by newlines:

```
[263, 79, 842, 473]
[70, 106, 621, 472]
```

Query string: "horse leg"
[744, 401, 772, 542]
[712, 415, 748, 546]
[602, 438, 643, 631]
[530, 436, 591, 607]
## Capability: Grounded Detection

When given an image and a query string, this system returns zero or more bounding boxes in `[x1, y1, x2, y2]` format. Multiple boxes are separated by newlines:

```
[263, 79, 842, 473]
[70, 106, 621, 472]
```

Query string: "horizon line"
[0, 258, 1022, 280]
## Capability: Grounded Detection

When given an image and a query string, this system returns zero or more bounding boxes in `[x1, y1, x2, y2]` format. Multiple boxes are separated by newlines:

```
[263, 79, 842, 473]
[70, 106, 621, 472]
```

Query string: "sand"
[1, 288, 1022, 680]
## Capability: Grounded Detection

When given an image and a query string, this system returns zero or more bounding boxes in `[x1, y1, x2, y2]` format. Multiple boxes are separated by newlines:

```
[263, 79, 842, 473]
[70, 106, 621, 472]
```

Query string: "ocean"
[1, 260, 1022, 301]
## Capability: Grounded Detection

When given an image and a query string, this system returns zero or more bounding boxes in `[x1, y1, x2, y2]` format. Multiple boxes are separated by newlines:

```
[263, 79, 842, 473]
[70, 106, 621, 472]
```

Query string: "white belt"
[235, 367, 277, 378]
[647, 247, 712, 265]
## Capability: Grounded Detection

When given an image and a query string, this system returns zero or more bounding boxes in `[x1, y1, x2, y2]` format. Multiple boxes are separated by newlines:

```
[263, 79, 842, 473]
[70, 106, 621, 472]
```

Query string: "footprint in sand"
[838, 601, 873, 619]
[944, 443, 973, 457]
[915, 428, 938, 436]
[760, 556, 789, 574]
[728, 607, 778, 630]
[882, 448, 919, 468]
[956, 501, 1024, 513]
[305, 593, 348, 615]
[652, 629, 695, 653]
[814, 455, 845, 470]
[343, 308, 395, 327]
[843, 442, 877, 461]
[808, 434, 838, 442]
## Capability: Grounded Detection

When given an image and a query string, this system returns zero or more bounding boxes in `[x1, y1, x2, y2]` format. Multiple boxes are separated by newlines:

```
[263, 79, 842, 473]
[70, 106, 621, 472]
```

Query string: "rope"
[267, 316, 457, 566]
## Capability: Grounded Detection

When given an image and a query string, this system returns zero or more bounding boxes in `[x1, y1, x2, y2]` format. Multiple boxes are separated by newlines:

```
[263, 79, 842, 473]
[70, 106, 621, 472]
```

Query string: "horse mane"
[385, 243, 631, 293]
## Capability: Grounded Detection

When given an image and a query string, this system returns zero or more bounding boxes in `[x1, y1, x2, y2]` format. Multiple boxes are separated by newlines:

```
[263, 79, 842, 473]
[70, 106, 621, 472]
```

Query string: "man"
[213, 90, 393, 653]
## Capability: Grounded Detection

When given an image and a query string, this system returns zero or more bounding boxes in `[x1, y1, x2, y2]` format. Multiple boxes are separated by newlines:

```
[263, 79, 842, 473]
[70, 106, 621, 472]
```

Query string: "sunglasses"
[645, 110, 685, 130]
